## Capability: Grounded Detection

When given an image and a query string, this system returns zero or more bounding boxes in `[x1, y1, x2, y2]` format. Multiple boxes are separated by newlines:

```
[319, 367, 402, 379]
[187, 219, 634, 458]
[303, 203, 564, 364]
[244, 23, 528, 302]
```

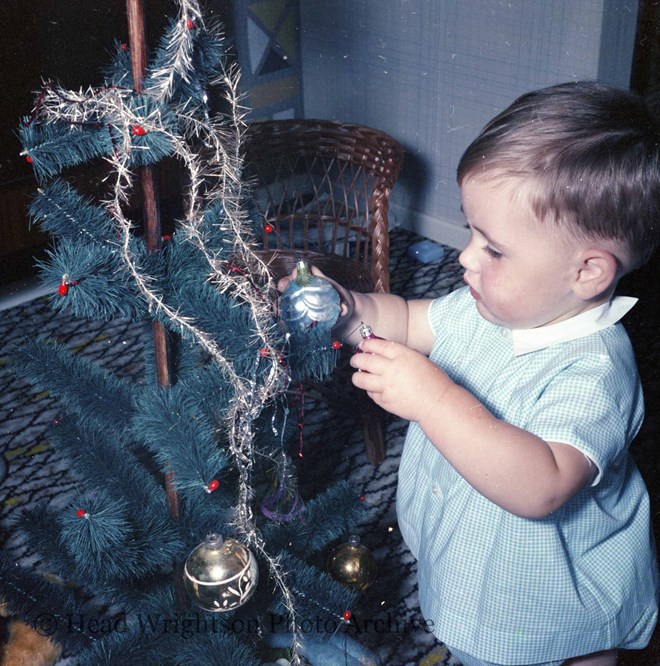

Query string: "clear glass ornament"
[260, 453, 304, 522]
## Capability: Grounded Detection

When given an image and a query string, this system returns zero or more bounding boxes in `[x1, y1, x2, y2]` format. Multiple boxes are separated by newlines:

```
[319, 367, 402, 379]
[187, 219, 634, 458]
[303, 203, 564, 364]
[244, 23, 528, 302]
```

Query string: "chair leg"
[362, 418, 385, 464]
[357, 392, 386, 464]
[301, 376, 386, 463]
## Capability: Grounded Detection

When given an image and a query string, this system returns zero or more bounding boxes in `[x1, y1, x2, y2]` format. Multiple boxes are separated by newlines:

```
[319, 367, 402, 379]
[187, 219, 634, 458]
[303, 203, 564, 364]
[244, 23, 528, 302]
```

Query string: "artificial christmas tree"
[0, 1, 377, 663]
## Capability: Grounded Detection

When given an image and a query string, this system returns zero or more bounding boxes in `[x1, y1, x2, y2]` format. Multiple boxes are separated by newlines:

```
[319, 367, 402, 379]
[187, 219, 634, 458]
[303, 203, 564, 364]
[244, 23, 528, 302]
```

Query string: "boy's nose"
[458, 240, 478, 273]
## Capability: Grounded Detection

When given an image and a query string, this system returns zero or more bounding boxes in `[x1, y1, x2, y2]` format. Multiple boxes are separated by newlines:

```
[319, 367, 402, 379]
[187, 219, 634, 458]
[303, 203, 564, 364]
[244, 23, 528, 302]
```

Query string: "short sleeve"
[524, 333, 644, 485]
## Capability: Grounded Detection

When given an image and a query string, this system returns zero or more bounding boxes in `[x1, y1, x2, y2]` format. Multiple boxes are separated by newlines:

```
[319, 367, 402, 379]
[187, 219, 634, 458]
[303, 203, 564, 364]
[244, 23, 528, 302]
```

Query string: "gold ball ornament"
[183, 533, 259, 612]
[327, 535, 376, 591]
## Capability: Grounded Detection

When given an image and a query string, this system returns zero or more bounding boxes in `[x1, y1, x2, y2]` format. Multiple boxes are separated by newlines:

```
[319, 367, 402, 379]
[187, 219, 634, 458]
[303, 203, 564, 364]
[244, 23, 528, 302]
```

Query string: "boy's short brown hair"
[457, 81, 660, 268]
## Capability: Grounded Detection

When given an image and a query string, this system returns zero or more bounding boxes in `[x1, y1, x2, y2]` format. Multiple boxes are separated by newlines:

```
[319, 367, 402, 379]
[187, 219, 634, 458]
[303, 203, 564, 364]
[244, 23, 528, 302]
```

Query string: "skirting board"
[390, 203, 469, 251]
[0, 276, 53, 311]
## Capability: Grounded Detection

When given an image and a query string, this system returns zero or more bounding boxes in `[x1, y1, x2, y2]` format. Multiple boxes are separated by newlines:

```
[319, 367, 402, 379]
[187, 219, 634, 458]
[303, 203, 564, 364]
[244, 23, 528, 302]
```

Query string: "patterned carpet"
[1, 227, 659, 665]
[0, 228, 462, 665]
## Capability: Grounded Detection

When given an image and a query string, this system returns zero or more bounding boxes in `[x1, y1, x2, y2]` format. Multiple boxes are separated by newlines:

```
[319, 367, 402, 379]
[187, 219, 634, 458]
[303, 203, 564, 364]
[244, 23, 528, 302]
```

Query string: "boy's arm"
[351, 339, 594, 519]
[419, 377, 594, 519]
[277, 267, 435, 353]
[335, 291, 435, 353]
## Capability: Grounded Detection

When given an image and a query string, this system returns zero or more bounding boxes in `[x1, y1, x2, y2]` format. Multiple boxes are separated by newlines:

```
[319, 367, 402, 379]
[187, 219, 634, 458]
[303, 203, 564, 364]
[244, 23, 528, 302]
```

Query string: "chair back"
[242, 119, 404, 293]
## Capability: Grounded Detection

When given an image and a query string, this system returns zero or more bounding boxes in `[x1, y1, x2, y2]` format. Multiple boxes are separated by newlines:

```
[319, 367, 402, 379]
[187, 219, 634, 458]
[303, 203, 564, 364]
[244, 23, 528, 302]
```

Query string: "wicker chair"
[242, 119, 404, 463]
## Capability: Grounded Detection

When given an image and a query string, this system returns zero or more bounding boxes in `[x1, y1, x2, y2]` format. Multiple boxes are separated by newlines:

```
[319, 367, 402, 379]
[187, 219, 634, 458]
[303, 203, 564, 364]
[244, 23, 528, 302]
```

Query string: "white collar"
[506, 296, 637, 356]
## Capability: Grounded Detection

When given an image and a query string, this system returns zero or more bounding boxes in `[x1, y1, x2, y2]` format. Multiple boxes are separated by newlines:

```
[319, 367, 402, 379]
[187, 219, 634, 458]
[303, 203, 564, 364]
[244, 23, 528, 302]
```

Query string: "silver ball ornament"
[183, 533, 259, 612]
[280, 260, 341, 333]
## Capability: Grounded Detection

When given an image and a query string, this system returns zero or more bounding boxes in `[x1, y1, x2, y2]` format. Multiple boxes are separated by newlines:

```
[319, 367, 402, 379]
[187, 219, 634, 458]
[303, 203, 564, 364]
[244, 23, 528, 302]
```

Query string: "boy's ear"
[571, 248, 619, 300]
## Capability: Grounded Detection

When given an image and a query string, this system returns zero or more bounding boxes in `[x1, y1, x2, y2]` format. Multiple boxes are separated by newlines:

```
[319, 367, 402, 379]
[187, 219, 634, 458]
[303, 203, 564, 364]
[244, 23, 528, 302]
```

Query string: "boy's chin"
[473, 301, 508, 328]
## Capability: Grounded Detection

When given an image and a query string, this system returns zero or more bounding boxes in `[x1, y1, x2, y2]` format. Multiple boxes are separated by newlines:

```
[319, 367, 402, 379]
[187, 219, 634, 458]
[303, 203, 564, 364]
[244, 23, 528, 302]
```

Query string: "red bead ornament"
[332, 340, 342, 350]
[186, 19, 196, 29]
[132, 124, 147, 136]
[58, 276, 78, 296]
[25, 155, 33, 164]
[207, 479, 219, 493]
[76, 509, 87, 518]
[259, 348, 270, 358]
[342, 610, 352, 622]
[264, 224, 274, 234]
[358, 495, 365, 502]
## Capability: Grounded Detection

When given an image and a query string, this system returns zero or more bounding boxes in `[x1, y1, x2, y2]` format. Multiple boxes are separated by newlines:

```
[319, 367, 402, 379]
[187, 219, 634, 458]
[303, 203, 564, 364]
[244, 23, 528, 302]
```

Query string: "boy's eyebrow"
[461, 199, 506, 248]
[465, 220, 505, 249]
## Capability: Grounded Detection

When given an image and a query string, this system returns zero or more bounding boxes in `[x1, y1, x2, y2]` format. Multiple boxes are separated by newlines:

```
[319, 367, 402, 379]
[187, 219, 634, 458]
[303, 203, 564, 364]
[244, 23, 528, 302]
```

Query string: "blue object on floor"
[266, 630, 381, 665]
[407, 239, 446, 264]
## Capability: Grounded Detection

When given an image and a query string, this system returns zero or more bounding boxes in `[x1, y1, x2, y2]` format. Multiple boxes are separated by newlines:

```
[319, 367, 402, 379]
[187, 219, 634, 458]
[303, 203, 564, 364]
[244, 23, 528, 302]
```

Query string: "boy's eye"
[483, 245, 503, 259]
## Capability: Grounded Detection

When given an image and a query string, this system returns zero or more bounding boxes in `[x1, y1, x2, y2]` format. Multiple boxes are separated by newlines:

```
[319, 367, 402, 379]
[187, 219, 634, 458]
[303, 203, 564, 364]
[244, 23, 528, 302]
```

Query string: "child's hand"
[276, 266, 301, 294]
[350, 338, 452, 422]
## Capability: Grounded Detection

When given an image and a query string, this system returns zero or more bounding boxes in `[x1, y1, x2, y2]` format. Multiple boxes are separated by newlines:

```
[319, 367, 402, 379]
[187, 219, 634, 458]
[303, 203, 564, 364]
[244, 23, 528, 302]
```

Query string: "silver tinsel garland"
[25, 0, 306, 661]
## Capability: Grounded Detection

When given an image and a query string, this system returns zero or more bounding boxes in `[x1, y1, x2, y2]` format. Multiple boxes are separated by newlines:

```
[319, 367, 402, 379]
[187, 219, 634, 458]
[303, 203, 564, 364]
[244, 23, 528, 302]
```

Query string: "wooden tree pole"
[125, 0, 180, 522]
[125, 1, 171, 381]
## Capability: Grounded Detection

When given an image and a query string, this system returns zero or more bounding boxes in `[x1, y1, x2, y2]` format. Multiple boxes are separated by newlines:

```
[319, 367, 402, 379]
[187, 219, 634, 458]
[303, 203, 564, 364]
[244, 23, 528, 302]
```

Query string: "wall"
[230, 0, 304, 119]
[299, 0, 640, 249]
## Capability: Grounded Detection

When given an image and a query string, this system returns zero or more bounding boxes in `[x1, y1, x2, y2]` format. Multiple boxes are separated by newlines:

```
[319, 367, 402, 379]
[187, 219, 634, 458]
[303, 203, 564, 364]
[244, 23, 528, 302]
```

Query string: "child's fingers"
[350, 351, 389, 378]
[276, 264, 302, 292]
[349, 350, 374, 371]
[351, 365, 382, 392]
[277, 275, 292, 292]
[277, 265, 323, 292]
[358, 337, 399, 357]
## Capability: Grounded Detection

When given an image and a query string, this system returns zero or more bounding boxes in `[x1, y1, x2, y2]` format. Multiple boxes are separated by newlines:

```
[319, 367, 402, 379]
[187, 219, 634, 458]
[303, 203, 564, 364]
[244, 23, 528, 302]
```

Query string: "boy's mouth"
[464, 278, 481, 301]
[469, 286, 481, 301]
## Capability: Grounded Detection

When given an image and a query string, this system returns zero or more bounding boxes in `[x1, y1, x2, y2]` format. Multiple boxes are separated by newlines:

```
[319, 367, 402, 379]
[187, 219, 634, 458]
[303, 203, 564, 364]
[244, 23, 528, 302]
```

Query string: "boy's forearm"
[417, 382, 592, 519]
[333, 291, 410, 346]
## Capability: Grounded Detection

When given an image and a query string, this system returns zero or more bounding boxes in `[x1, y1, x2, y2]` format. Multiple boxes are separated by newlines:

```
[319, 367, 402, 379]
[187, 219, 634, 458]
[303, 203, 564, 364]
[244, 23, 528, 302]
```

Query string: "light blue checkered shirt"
[397, 287, 659, 665]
